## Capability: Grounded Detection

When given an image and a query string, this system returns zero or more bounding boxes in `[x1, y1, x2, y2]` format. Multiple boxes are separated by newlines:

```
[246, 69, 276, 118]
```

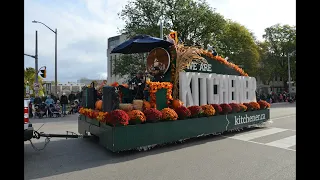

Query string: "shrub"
[201, 105, 215, 116]
[161, 108, 178, 121]
[109, 109, 130, 126]
[220, 103, 232, 114]
[174, 106, 191, 120]
[187, 106, 203, 117]
[239, 104, 247, 112]
[258, 100, 270, 109]
[143, 108, 162, 123]
[210, 104, 222, 115]
[127, 110, 146, 124]
[229, 103, 241, 113]
[249, 102, 260, 110]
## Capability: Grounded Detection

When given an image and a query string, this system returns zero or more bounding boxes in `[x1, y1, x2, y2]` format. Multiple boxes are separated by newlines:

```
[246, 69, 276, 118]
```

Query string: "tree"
[261, 24, 296, 88]
[24, 67, 44, 97]
[112, 53, 147, 77]
[119, 0, 226, 46]
[215, 21, 260, 76]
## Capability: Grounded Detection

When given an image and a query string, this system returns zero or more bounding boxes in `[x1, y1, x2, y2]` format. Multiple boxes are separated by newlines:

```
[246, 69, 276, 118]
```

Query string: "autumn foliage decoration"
[108, 109, 130, 126]
[257, 100, 270, 109]
[127, 110, 146, 124]
[229, 103, 241, 113]
[147, 82, 173, 108]
[96, 112, 108, 123]
[220, 103, 232, 114]
[243, 103, 253, 111]
[200, 50, 248, 76]
[187, 106, 203, 117]
[174, 106, 191, 120]
[210, 104, 222, 115]
[161, 108, 178, 121]
[201, 105, 215, 116]
[143, 108, 162, 123]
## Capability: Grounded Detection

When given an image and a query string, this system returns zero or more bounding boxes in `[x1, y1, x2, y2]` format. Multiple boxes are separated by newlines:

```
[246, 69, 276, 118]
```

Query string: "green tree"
[119, 0, 226, 46]
[215, 21, 260, 76]
[262, 24, 296, 88]
[113, 53, 147, 77]
[24, 67, 44, 97]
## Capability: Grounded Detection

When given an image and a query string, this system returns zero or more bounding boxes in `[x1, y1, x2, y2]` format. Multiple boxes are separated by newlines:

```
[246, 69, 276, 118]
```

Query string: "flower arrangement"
[200, 50, 248, 76]
[147, 82, 173, 108]
[239, 104, 247, 112]
[143, 108, 162, 123]
[249, 102, 260, 110]
[187, 106, 203, 117]
[87, 109, 99, 119]
[109, 109, 130, 126]
[143, 100, 151, 110]
[96, 111, 108, 123]
[161, 108, 178, 121]
[229, 103, 241, 113]
[110, 82, 119, 87]
[79, 107, 91, 116]
[174, 106, 191, 120]
[243, 103, 253, 111]
[201, 104, 215, 117]
[220, 103, 232, 114]
[127, 110, 146, 124]
[257, 100, 270, 109]
[210, 104, 222, 115]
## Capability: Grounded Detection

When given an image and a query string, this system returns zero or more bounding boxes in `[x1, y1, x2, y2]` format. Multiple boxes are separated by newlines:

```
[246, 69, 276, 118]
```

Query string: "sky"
[24, 0, 296, 82]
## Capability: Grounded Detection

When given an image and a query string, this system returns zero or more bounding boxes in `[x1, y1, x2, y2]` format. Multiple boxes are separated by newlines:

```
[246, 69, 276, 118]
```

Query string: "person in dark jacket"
[34, 96, 42, 105]
[60, 93, 68, 115]
[129, 72, 145, 100]
[68, 92, 76, 102]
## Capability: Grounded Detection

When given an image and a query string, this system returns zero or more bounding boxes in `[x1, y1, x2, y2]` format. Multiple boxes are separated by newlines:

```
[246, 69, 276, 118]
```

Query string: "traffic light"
[169, 31, 178, 44]
[40, 68, 46, 78]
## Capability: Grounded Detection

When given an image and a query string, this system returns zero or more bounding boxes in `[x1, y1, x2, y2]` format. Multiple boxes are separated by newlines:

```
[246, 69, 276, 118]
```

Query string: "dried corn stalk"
[172, 44, 207, 99]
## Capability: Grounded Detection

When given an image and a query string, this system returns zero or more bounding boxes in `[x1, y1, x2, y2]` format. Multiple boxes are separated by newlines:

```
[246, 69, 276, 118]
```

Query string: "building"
[48, 82, 86, 96]
[77, 78, 105, 85]
[106, 33, 129, 84]
[256, 76, 296, 95]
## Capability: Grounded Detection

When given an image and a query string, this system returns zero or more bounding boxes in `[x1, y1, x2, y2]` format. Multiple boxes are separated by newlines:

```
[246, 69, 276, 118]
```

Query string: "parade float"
[78, 33, 271, 152]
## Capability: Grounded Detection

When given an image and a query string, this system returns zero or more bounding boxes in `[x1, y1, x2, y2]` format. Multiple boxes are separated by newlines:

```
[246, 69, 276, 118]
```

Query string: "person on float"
[129, 72, 145, 100]
[151, 67, 164, 82]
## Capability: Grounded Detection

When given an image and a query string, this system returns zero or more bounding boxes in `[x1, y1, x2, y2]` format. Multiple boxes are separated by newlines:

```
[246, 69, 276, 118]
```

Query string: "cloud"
[24, 0, 295, 82]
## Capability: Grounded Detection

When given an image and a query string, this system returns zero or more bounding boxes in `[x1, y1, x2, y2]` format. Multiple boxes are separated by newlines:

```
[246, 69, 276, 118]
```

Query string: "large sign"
[179, 72, 256, 106]
[147, 47, 171, 74]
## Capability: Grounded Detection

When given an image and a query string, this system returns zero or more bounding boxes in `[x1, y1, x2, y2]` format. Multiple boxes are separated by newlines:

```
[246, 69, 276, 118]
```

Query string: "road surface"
[24, 103, 296, 180]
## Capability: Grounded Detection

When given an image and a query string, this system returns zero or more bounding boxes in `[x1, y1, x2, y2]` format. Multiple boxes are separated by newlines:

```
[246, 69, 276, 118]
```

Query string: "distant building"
[77, 78, 105, 85]
[106, 33, 130, 84]
[48, 82, 86, 96]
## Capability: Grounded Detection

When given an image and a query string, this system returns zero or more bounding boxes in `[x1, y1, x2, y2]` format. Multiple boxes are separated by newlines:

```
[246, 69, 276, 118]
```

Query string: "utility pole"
[35, 30, 39, 96]
[54, 28, 58, 96]
[287, 53, 291, 95]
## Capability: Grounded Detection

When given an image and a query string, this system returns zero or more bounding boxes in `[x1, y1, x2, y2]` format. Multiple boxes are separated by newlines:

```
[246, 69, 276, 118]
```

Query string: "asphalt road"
[24, 103, 296, 180]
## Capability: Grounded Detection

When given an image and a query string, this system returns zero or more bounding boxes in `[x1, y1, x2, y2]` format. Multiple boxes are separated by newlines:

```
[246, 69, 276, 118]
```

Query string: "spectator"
[68, 92, 76, 102]
[60, 93, 68, 115]
[34, 95, 42, 105]
[45, 95, 54, 116]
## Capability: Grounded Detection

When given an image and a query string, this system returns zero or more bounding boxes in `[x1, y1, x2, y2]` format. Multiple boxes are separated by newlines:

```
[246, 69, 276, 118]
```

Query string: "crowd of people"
[257, 91, 296, 103]
[29, 92, 82, 118]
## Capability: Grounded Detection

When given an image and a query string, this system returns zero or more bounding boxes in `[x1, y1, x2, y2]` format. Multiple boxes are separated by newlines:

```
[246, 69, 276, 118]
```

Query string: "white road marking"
[265, 135, 296, 149]
[230, 128, 287, 141]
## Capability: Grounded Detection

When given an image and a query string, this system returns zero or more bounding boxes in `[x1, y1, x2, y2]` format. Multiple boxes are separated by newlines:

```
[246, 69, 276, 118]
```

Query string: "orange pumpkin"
[172, 99, 183, 109]
[143, 100, 151, 110]
[95, 100, 103, 110]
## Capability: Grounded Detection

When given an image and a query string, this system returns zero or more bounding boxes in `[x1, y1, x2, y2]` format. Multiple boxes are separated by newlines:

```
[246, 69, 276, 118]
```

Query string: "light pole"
[287, 50, 295, 95]
[24, 30, 39, 96]
[32, 20, 58, 96]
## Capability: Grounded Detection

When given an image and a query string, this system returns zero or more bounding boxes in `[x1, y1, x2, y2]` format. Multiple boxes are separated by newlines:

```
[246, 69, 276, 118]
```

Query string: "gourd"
[95, 100, 103, 110]
[172, 99, 183, 109]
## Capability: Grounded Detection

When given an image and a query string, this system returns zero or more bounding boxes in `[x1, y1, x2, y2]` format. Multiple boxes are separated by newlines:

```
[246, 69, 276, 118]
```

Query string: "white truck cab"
[24, 98, 34, 141]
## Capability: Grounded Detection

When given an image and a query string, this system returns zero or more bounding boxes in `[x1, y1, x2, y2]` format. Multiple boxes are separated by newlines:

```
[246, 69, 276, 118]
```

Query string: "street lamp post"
[32, 20, 58, 96]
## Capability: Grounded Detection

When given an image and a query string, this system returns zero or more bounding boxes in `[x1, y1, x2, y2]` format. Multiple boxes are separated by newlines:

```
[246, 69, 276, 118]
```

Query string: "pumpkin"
[172, 99, 183, 109]
[95, 100, 103, 110]
[119, 103, 134, 112]
[143, 100, 151, 110]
